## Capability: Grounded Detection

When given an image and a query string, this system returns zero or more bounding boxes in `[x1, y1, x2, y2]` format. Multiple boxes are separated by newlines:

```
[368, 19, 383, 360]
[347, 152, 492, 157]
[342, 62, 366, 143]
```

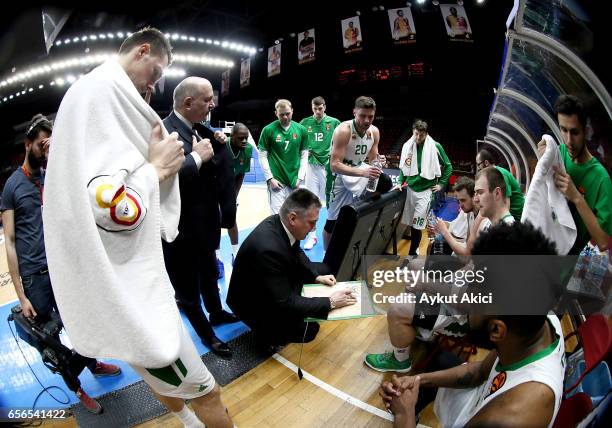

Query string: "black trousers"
[163, 239, 222, 342]
[250, 319, 321, 347]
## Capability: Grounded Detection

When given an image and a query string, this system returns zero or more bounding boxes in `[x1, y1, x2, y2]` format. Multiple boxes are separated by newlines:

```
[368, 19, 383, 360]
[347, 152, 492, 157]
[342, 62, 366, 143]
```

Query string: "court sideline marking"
[272, 353, 394, 422]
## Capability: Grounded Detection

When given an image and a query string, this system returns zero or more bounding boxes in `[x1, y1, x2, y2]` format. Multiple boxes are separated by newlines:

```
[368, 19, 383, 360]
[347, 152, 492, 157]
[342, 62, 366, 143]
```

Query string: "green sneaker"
[364, 351, 412, 373]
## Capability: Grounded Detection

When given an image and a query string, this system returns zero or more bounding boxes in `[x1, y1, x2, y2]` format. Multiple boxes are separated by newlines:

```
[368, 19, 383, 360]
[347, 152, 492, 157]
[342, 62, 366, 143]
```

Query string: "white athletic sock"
[393, 346, 411, 362]
[173, 405, 204, 428]
[232, 244, 239, 256]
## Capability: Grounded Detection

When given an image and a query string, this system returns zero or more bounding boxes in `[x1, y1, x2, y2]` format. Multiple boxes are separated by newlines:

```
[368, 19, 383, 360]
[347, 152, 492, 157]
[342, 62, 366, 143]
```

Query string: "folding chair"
[564, 314, 612, 395]
[552, 392, 593, 428]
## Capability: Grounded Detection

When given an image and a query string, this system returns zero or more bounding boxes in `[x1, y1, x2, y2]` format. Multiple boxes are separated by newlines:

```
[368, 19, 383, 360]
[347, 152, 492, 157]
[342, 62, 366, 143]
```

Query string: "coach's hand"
[329, 289, 357, 309]
[214, 130, 227, 144]
[315, 275, 337, 286]
[192, 136, 214, 163]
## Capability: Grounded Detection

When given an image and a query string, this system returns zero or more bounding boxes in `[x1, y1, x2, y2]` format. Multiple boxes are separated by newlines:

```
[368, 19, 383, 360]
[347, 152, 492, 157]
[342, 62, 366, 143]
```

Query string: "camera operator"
[2, 114, 121, 413]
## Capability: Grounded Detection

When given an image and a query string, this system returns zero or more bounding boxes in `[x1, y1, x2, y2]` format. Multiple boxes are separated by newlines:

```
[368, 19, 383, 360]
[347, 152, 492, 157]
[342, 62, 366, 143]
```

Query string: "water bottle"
[366, 155, 382, 192]
[427, 211, 445, 255]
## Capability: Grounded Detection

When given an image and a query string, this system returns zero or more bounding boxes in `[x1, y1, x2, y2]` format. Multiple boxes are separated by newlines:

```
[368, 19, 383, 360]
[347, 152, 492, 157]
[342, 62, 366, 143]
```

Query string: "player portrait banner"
[388, 7, 416, 45]
[221, 69, 229, 96]
[440, 3, 473, 42]
[298, 28, 315, 64]
[240, 58, 250, 88]
[341, 16, 363, 54]
[267, 44, 281, 77]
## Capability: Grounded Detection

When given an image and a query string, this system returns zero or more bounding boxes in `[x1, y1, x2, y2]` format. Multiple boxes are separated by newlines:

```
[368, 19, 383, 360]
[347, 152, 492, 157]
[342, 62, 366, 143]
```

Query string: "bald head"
[231, 122, 248, 134]
[230, 122, 250, 151]
[173, 76, 215, 122]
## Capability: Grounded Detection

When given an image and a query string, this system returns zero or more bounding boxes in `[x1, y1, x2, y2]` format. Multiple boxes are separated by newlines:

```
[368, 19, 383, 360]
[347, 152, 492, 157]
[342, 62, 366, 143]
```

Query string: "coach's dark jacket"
[161, 112, 236, 329]
[227, 215, 331, 341]
[163, 112, 236, 248]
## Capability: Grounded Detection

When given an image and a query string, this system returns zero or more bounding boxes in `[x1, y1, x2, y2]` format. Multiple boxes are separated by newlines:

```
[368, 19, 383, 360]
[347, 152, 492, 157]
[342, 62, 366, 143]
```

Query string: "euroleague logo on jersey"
[88, 174, 146, 232]
[489, 371, 507, 394]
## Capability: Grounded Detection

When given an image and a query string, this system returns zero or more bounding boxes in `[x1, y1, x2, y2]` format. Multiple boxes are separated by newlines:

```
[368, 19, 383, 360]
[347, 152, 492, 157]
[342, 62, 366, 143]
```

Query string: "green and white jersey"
[324, 120, 376, 205]
[299, 115, 341, 166]
[495, 166, 525, 221]
[228, 137, 253, 176]
[257, 120, 308, 187]
[560, 143, 612, 254]
[338, 119, 375, 167]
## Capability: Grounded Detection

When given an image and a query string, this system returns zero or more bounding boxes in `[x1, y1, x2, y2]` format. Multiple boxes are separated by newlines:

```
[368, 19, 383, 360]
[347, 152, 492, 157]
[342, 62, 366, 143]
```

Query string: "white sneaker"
[304, 234, 318, 250]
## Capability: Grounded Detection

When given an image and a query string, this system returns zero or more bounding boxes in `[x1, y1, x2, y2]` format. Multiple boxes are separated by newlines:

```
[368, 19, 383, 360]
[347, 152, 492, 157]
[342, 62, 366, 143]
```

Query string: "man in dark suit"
[163, 76, 238, 357]
[227, 189, 357, 346]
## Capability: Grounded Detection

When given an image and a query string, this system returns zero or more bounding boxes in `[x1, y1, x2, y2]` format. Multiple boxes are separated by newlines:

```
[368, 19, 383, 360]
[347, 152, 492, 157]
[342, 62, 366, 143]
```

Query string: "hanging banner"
[240, 58, 250, 88]
[388, 7, 416, 45]
[440, 4, 473, 42]
[298, 28, 315, 64]
[221, 69, 230, 96]
[267, 44, 281, 77]
[341, 16, 363, 54]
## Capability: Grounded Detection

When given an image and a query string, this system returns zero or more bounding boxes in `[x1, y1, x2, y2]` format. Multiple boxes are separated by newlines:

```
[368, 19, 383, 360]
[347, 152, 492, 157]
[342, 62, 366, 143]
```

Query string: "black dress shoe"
[210, 310, 239, 326]
[204, 336, 232, 358]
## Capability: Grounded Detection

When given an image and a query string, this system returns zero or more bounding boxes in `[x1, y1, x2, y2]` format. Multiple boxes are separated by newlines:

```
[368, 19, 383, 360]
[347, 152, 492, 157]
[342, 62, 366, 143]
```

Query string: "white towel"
[521, 135, 576, 255]
[341, 163, 370, 196]
[399, 135, 441, 180]
[43, 59, 183, 367]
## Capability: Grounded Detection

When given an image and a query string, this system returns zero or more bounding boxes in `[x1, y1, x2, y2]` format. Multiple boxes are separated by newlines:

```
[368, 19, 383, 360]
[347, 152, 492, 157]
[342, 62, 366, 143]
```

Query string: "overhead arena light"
[0, 52, 115, 89]
[54, 30, 258, 56]
[0, 67, 186, 106]
[172, 53, 234, 68]
[0, 48, 227, 93]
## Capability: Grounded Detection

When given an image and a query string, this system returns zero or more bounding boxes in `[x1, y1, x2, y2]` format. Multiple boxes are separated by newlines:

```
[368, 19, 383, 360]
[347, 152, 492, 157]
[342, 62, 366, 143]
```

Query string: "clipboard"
[302, 280, 375, 321]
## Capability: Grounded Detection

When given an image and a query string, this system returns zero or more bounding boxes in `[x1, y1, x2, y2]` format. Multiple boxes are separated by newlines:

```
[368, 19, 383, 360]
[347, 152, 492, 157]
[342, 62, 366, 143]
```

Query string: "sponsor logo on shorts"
[197, 384, 209, 393]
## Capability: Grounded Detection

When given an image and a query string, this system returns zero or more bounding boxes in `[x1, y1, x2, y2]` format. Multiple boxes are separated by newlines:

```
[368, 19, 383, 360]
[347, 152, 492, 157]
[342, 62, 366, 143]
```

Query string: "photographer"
[2, 114, 121, 414]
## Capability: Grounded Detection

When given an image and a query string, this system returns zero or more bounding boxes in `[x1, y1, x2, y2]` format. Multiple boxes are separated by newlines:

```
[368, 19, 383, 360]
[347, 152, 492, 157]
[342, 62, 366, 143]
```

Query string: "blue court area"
[0, 197, 455, 410]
